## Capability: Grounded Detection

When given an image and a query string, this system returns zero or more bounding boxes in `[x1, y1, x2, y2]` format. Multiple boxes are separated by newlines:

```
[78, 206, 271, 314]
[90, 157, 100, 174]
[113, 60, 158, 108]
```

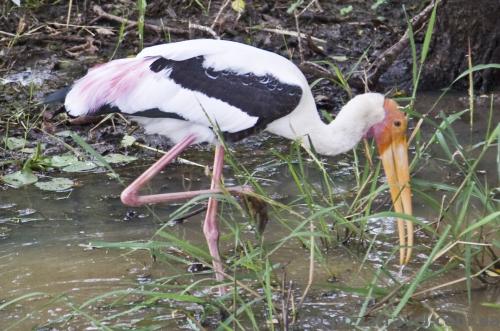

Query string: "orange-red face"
[372, 99, 408, 152]
[372, 99, 413, 265]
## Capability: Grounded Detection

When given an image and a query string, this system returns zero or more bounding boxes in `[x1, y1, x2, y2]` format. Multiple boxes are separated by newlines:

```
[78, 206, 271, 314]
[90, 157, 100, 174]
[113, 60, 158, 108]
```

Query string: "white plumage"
[63, 39, 387, 150]
[137, 39, 307, 86]
[64, 40, 308, 143]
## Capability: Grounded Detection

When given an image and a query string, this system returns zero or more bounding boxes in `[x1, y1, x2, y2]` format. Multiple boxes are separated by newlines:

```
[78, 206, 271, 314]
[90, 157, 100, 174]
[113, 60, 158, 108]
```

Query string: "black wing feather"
[149, 56, 303, 129]
[43, 86, 71, 104]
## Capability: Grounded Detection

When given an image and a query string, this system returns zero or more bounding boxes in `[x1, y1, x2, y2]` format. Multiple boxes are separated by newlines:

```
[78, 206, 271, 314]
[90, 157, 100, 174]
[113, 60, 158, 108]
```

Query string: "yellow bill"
[375, 99, 413, 264]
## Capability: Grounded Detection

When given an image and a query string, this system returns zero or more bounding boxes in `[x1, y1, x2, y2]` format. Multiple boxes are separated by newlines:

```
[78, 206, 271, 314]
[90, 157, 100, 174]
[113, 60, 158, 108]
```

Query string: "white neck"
[266, 92, 385, 156]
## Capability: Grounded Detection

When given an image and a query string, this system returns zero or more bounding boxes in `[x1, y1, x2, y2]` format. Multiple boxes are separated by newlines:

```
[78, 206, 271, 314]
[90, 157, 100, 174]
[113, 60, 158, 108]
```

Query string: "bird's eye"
[394, 120, 401, 127]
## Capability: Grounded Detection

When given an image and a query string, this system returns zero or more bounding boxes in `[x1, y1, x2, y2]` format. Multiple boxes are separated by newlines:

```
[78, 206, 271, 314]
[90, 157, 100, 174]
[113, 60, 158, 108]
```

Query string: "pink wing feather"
[64, 57, 157, 116]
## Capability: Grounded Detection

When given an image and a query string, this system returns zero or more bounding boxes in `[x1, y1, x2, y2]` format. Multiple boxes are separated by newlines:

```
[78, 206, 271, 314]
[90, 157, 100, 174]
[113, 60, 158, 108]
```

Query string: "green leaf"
[2, 169, 38, 188]
[62, 161, 97, 172]
[420, 1, 438, 65]
[340, 5, 353, 16]
[231, 0, 245, 13]
[452, 64, 500, 85]
[35, 177, 74, 192]
[120, 134, 137, 148]
[101, 153, 137, 164]
[49, 154, 80, 168]
[4, 137, 27, 150]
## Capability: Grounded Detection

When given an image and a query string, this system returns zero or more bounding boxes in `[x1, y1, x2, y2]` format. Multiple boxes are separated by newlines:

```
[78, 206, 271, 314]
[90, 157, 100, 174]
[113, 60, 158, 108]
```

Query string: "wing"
[64, 40, 304, 135]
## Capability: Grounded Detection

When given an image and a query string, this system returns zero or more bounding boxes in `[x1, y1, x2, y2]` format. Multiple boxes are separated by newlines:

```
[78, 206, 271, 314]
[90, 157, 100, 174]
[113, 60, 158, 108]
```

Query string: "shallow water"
[0, 92, 499, 330]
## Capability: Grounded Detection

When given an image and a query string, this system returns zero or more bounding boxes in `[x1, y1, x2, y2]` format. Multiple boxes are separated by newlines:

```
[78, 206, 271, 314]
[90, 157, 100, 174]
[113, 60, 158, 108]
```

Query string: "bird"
[45, 38, 413, 284]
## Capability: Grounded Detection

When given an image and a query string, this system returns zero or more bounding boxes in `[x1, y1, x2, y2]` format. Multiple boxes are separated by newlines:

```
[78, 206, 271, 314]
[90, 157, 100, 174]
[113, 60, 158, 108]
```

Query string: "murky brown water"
[1, 92, 499, 330]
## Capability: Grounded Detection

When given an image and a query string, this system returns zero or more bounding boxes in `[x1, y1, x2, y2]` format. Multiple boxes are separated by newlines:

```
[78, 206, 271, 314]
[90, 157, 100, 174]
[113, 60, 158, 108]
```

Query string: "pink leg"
[120, 136, 248, 289]
[121, 135, 250, 207]
[203, 144, 225, 283]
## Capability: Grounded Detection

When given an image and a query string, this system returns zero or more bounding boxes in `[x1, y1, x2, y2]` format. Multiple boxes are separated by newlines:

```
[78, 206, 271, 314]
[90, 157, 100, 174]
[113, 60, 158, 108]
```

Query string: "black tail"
[43, 86, 71, 104]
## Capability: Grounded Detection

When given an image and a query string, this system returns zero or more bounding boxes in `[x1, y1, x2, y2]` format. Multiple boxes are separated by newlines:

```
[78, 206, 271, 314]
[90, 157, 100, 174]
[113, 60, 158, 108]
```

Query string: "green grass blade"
[0, 292, 46, 310]
[420, 2, 438, 65]
[136, 0, 146, 50]
[452, 64, 500, 84]
[70, 132, 123, 184]
[459, 211, 500, 237]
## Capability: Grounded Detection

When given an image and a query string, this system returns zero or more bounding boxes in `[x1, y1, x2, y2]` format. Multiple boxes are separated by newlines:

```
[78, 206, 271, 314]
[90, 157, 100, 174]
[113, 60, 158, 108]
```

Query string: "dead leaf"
[95, 27, 114, 36]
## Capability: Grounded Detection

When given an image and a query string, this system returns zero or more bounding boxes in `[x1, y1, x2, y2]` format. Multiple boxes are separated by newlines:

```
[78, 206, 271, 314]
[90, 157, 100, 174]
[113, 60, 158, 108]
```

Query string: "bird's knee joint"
[120, 190, 140, 207]
[203, 227, 219, 242]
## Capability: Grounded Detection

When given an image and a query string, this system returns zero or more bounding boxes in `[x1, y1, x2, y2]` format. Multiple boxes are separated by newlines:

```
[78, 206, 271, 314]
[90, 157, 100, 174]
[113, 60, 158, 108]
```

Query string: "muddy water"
[1, 92, 499, 330]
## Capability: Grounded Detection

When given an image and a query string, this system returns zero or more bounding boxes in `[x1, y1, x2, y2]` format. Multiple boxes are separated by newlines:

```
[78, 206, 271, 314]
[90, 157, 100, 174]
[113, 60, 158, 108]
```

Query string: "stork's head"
[360, 94, 413, 264]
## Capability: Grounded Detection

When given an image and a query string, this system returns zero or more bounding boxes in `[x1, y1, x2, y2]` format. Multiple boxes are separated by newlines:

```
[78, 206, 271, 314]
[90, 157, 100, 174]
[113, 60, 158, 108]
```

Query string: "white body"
[64, 39, 386, 156]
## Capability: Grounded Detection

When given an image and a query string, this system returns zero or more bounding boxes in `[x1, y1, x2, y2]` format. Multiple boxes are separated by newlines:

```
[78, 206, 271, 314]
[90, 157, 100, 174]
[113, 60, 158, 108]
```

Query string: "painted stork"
[45, 39, 413, 282]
